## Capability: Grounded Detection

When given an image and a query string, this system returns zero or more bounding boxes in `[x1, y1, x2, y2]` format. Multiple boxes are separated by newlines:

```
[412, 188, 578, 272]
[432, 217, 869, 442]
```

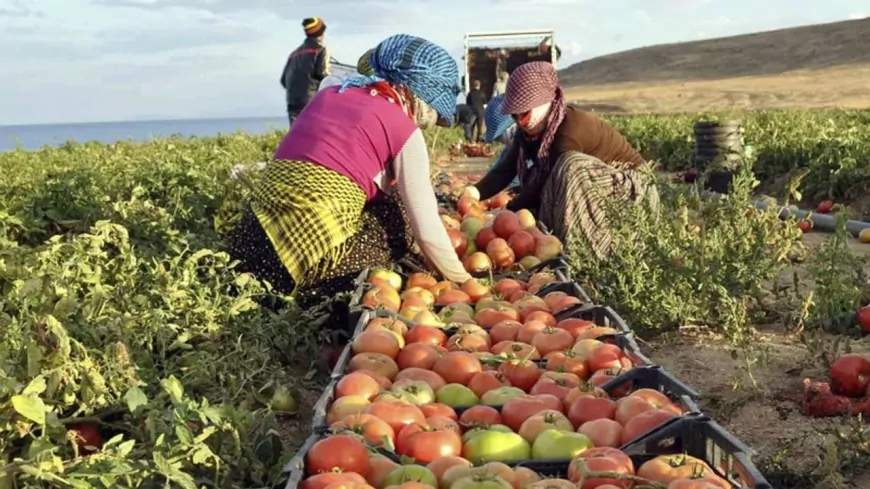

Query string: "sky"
[0, 0, 866, 126]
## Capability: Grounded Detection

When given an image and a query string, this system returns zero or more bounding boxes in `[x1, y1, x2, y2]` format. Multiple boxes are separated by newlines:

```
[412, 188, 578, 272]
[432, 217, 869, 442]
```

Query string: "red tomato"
[529, 376, 577, 400]
[395, 367, 447, 392]
[567, 395, 617, 426]
[468, 371, 512, 398]
[489, 320, 522, 343]
[301, 472, 368, 489]
[498, 359, 543, 392]
[433, 351, 483, 385]
[586, 344, 631, 373]
[458, 405, 502, 427]
[365, 401, 426, 434]
[797, 220, 812, 233]
[856, 306, 870, 334]
[501, 394, 562, 431]
[306, 434, 371, 477]
[545, 350, 589, 379]
[531, 327, 575, 356]
[395, 422, 429, 454]
[620, 409, 677, 445]
[817, 200, 834, 213]
[335, 372, 382, 400]
[403, 428, 463, 464]
[420, 402, 458, 420]
[427, 415, 461, 434]
[67, 423, 103, 453]
[568, 447, 635, 487]
[829, 353, 870, 397]
[405, 325, 448, 347]
[556, 318, 596, 340]
[330, 413, 395, 447]
[396, 343, 440, 370]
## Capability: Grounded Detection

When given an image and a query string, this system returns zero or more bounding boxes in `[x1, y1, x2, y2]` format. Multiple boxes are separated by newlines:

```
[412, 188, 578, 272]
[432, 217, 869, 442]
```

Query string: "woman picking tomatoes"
[462, 62, 659, 257]
[227, 35, 472, 308]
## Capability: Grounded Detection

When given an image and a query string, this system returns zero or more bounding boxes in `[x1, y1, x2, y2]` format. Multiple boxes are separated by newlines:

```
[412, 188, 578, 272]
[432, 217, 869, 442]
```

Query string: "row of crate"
[281, 231, 774, 488]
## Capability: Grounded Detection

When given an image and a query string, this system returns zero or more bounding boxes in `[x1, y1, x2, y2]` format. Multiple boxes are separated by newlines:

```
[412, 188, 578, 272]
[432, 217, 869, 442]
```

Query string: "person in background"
[466, 80, 487, 142]
[478, 94, 520, 189]
[318, 48, 375, 91]
[455, 104, 477, 142]
[357, 48, 375, 76]
[539, 36, 562, 63]
[492, 70, 509, 98]
[228, 34, 472, 310]
[462, 62, 658, 257]
[280, 17, 330, 126]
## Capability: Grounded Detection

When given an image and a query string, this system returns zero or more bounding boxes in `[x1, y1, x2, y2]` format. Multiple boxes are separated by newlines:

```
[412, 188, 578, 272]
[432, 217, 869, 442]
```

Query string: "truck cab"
[462, 30, 558, 100]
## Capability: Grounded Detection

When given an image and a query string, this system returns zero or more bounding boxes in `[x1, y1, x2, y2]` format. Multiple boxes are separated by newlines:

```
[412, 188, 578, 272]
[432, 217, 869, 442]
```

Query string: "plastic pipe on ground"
[702, 190, 870, 236]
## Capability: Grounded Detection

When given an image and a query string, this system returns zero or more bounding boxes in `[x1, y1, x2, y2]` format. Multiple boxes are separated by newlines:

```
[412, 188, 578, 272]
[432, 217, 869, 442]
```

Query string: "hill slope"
[560, 18, 870, 87]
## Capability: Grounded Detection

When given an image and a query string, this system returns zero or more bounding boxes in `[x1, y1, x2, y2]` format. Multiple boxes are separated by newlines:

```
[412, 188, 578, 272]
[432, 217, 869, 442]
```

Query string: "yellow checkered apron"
[249, 160, 367, 287]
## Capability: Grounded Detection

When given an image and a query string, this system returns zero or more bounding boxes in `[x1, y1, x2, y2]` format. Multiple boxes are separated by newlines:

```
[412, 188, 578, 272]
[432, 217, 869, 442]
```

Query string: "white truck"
[462, 30, 558, 100]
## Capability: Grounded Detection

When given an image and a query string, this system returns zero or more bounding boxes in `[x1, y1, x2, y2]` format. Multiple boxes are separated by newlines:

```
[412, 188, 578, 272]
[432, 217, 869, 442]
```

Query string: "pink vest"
[274, 86, 418, 199]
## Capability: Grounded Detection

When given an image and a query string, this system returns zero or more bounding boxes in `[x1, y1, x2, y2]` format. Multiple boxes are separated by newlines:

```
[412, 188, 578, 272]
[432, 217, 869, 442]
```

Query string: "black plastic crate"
[347, 308, 647, 366]
[312, 365, 699, 436]
[502, 417, 771, 488]
[290, 414, 768, 488]
[449, 365, 701, 418]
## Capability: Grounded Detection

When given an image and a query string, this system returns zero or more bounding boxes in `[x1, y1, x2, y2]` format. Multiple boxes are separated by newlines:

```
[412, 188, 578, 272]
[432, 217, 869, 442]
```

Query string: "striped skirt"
[226, 160, 413, 308]
[538, 151, 659, 257]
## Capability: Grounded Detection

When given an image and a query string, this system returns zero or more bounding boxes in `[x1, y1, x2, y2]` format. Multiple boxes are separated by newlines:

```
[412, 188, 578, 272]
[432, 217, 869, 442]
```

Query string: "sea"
[0, 116, 290, 153]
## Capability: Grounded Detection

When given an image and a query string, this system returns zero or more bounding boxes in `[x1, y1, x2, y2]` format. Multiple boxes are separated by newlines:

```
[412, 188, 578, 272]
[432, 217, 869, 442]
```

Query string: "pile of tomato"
[286, 210, 773, 489]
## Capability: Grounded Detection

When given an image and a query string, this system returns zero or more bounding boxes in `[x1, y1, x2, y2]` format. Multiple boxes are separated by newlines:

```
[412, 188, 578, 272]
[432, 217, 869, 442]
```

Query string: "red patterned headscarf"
[501, 61, 566, 186]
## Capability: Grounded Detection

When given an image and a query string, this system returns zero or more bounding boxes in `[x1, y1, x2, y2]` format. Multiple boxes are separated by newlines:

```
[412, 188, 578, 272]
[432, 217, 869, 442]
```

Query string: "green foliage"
[568, 172, 803, 344]
[0, 131, 323, 487]
[604, 109, 870, 203]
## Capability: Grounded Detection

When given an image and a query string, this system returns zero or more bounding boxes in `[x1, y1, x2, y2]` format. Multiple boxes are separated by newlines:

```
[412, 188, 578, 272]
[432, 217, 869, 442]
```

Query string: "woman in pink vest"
[227, 34, 471, 308]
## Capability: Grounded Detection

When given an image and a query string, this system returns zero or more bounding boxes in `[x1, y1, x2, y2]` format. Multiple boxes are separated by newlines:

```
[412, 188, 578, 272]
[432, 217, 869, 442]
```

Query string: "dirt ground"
[562, 64, 870, 114]
[646, 232, 870, 488]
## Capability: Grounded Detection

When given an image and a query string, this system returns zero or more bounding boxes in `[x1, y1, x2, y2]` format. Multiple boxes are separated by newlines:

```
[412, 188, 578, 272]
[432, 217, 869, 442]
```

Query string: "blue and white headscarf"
[484, 94, 517, 143]
[340, 34, 462, 125]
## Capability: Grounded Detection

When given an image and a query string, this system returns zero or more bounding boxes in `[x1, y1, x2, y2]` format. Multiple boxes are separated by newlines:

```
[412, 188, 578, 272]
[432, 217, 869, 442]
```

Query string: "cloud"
[848, 13, 867, 20]
[0, 0, 44, 18]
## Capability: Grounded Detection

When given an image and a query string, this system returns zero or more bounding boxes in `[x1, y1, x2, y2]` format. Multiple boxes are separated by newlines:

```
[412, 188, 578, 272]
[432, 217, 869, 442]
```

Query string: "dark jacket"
[280, 37, 329, 114]
[455, 104, 475, 125]
[466, 90, 487, 115]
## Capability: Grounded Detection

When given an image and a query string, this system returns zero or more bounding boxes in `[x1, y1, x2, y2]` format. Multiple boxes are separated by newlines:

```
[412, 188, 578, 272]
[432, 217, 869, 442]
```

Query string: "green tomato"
[436, 383, 480, 406]
[392, 380, 435, 406]
[480, 386, 525, 405]
[462, 424, 513, 443]
[462, 430, 531, 463]
[383, 465, 438, 487]
[269, 386, 297, 413]
[451, 474, 513, 489]
[530, 429, 593, 459]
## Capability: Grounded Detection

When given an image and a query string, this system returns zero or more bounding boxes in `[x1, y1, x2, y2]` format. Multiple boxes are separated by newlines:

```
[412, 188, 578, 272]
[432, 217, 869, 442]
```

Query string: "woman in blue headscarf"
[463, 95, 520, 201]
[227, 34, 471, 311]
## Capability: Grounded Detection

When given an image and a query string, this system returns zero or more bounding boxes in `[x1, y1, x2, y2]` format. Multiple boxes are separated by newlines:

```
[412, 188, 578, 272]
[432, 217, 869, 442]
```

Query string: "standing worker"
[466, 80, 487, 142]
[492, 71, 509, 98]
[455, 104, 477, 142]
[280, 17, 330, 126]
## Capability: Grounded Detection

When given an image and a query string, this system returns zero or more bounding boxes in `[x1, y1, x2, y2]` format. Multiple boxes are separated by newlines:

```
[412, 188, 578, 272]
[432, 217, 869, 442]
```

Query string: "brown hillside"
[559, 18, 870, 87]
